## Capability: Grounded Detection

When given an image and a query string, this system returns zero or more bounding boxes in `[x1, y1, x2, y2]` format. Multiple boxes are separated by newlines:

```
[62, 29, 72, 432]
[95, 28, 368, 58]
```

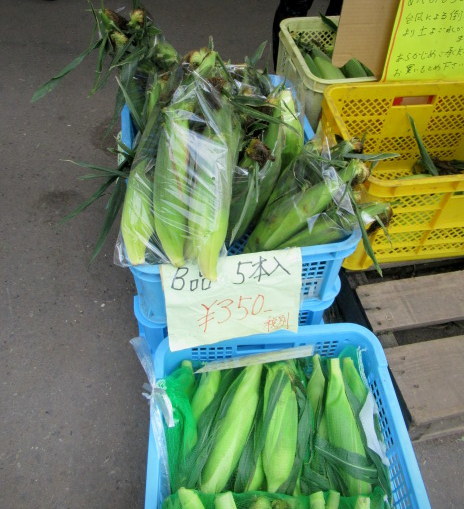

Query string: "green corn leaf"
[61, 176, 116, 223]
[247, 41, 268, 67]
[97, 35, 136, 88]
[115, 138, 136, 157]
[109, 87, 128, 139]
[234, 366, 289, 493]
[233, 95, 272, 108]
[107, 147, 135, 163]
[319, 12, 338, 31]
[146, 25, 162, 38]
[343, 152, 400, 161]
[301, 463, 332, 493]
[116, 75, 144, 132]
[90, 176, 126, 262]
[371, 213, 391, 245]
[350, 193, 382, 276]
[78, 174, 117, 181]
[232, 101, 300, 137]
[277, 381, 312, 494]
[181, 370, 239, 490]
[214, 53, 239, 92]
[31, 38, 101, 102]
[231, 101, 283, 126]
[315, 436, 379, 484]
[91, 33, 110, 94]
[408, 114, 439, 176]
[233, 397, 264, 492]
[63, 160, 130, 178]
[111, 46, 147, 68]
[343, 387, 392, 502]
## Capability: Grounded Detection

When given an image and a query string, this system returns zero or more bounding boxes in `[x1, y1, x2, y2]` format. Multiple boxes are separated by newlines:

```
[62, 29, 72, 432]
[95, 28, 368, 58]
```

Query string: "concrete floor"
[1, 1, 462, 507]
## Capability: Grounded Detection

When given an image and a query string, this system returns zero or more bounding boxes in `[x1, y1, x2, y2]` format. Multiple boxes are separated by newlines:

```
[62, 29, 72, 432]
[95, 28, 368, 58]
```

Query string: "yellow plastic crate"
[276, 16, 375, 130]
[321, 81, 464, 270]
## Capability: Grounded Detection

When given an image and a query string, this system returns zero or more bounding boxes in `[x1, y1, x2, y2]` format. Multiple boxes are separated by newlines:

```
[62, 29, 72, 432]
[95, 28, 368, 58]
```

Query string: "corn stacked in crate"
[276, 16, 376, 131]
[133, 323, 431, 509]
[120, 71, 363, 350]
[321, 80, 464, 269]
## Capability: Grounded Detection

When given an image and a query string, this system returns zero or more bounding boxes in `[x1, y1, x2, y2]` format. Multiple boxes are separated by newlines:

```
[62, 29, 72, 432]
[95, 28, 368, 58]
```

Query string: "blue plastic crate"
[134, 296, 167, 353]
[143, 323, 430, 509]
[133, 292, 333, 352]
[130, 243, 350, 324]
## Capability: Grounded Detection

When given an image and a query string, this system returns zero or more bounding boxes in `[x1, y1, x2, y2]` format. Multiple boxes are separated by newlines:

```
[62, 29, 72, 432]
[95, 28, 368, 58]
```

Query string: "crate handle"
[392, 95, 435, 106]
[236, 342, 298, 352]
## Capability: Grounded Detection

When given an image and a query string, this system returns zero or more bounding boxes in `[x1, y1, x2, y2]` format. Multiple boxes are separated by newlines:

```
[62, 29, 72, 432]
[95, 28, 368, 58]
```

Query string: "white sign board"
[160, 248, 303, 351]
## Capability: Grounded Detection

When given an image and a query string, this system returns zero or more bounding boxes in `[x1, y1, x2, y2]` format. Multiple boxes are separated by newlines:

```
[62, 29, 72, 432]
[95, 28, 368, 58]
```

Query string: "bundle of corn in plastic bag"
[115, 46, 308, 280]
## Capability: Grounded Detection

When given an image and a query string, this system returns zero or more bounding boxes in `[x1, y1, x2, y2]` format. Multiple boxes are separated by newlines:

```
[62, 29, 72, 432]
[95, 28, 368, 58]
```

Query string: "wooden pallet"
[334, 261, 464, 442]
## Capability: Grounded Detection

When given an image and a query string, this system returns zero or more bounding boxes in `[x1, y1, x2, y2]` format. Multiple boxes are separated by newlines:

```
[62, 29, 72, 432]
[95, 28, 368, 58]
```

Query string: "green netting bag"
[163, 487, 391, 509]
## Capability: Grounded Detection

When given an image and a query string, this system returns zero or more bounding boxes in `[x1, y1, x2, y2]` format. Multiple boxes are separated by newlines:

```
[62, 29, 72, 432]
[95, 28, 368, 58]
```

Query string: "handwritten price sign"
[383, 0, 464, 80]
[160, 249, 302, 351]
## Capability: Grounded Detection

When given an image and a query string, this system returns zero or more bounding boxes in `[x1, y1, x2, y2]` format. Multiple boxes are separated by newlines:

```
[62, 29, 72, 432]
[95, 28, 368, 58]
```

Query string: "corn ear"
[262, 362, 299, 492]
[309, 491, 325, 509]
[153, 102, 193, 267]
[164, 362, 198, 490]
[228, 98, 284, 242]
[342, 358, 368, 406]
[153, 41, 180, 71]
[354, 496, 370, 509]
[214, 492, 237, 509]
[307, 354, 326, 419]
[326, 490, 340, 509]
[188, 104, 241, 280]
[200, 364, 263, 493]
[120, 94, 163, 265]
[249, 497, 272, 509]
[275, 202, 391, 250]
[340, 59, 368, 78]
[312, 56, 345, 80]
[178, 488, 206, 509]
[180, 360, 196, 400]
[303, 52, 321, 77]
[120, 161, 155, 265]
[325, 358, 372, 496]
[278, 89, 303, 168]
[191, 370, 222, 422]
[227, 149, 261, 242]
[244, 452, 265, 491]
[245, 159, 370, 253]
[310, 47, 332, 62]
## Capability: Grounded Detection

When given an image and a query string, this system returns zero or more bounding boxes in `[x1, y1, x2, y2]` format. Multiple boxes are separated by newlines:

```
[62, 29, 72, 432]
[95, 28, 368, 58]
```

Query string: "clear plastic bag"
[115, 56, 307, 279]
[243, 136, 378, 253]
[116, 56, 242, 281]
[227, 80, 304, 244]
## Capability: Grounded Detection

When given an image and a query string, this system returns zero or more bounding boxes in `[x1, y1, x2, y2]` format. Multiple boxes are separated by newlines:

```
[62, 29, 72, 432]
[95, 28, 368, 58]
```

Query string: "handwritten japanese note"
[160, 249, 303, 351]
[383, 0, 464, 81]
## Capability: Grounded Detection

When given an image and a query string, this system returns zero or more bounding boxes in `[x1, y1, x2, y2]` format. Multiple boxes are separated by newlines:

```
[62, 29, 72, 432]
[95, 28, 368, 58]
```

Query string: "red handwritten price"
[265, 312, 291, 333]
[198, 294, 272, 333]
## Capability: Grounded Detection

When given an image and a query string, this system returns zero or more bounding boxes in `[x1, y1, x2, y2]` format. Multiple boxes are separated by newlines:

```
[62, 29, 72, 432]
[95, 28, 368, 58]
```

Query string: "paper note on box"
[383, 0, 464, 81]
[160, 248, 302, 351]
